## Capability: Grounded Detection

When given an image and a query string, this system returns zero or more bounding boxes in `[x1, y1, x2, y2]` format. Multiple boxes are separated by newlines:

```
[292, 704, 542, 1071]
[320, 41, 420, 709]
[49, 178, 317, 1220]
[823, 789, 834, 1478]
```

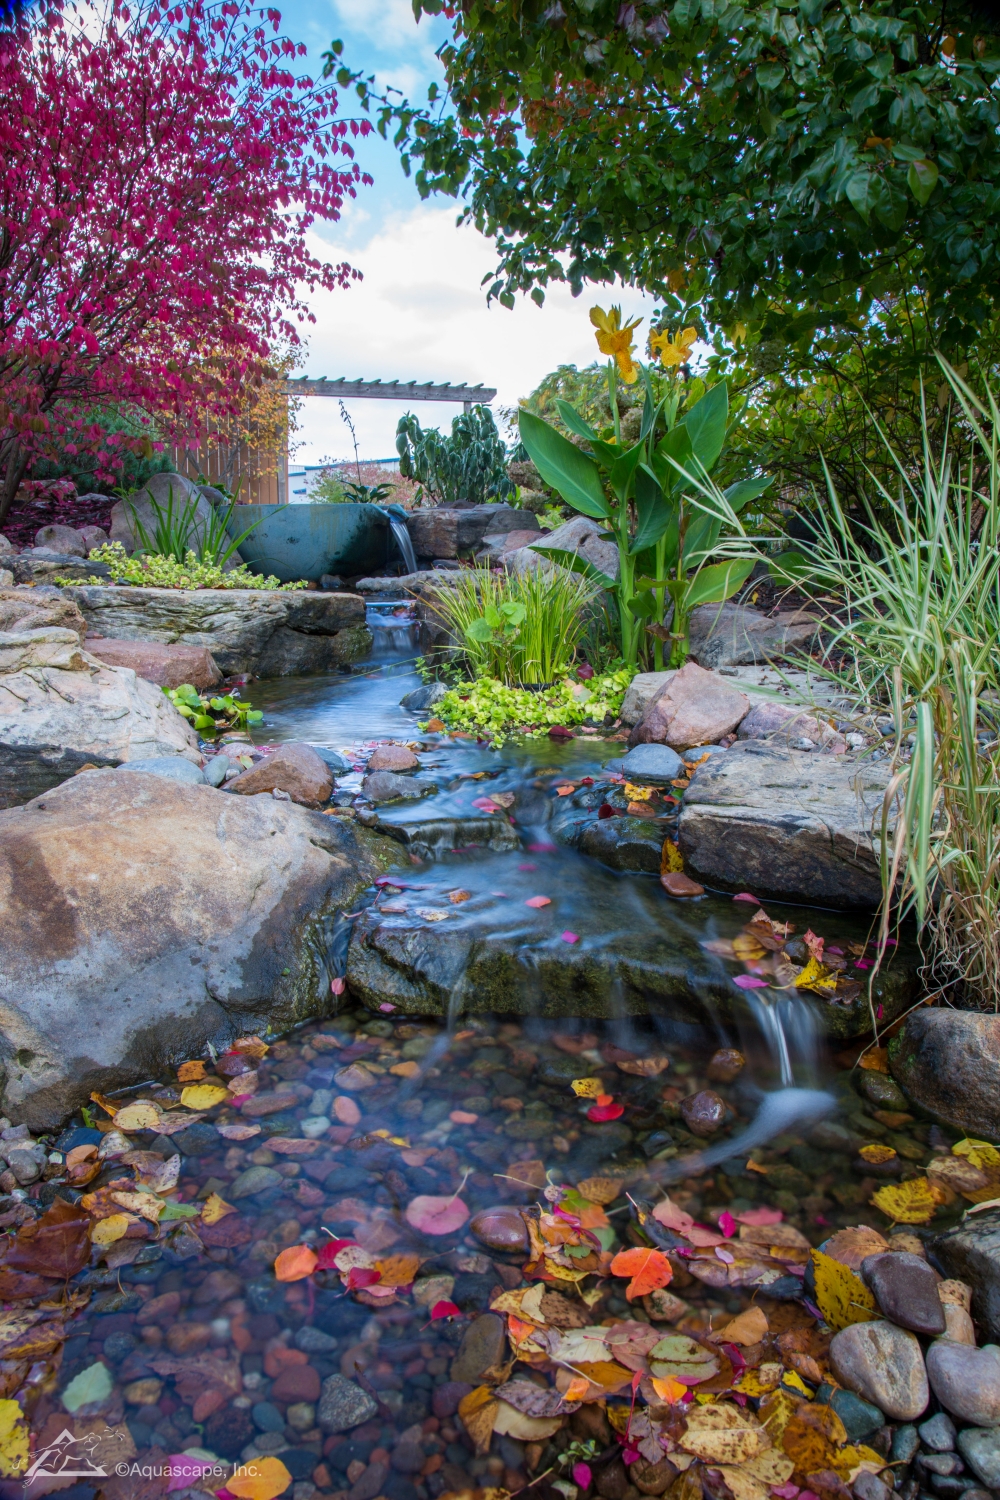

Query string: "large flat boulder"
[62, 585, 371, 677]
[0, 773, 398, 1127]
[889, 1010, 1000, 1141]
[678, 741, 890, 908]
[687, 603, 821, 669]
[84, 636, 221, 690]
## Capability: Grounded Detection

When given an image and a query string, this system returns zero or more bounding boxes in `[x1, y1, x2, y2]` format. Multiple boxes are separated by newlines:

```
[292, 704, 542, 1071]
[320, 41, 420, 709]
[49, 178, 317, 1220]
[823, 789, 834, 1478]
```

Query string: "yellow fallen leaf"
[858, 1047, 889, 1072]
[110, 1191, 165, 1223]
[227, 1457, 293, 1500]
[781, 1370, 815, 1398]
[571, 1078, 603, 1097]
[201, 1192, 236, 1225]
[576, 1175, 621, 1206]
[954, 1137, 1000, 1169]
[91, 1214, 133, 1245]
[0, 1399, 28, 1478]
[714, 1467, 768, 1500]
[810, 1248, 878, 1332]
[180, 1083, 229, 1110]
[376, 1254, 421, 1288]
[680, 1403, 765, 1465]
[735, 1366, 782, 1398]
[177, 1060, 206, 1082]
[458, 1386, 500, 1456]
[870, 1177, 938, 1225]
[113, 1101, 162, 1132]
[793, 956, 838, 993]
[390, 1060, 421, 1078]
[492, 1402, 563, 1441]
[859, 1144, 897, 1165]
[744, 1451, 795, 1487]
[661, 839, 684, 873]
[720, 1305, 768, 1345]
[624, 782, 654, 801]
[782, 1402, 847, 1480]
[759, 1388, 800, 1447]
[491, 1283, 545, 1322]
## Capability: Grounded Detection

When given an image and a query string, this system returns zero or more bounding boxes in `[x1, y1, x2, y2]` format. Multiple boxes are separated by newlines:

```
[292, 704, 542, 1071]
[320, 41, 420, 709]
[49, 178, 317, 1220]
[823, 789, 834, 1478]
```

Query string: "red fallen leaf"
[610, 1245, 673, 1300]
[587, 1100, 625, 1122]
[346, 1265, 381, 1290]
[430, 1300, 461, 1320]
[598, 804, 617, 819]
[314, 1238, 357, 1271]
[405, 1194, 469, 1235]
[577, 665, 595, 680]
[525, 895, 552, 908]
[7, 1196, 91, 1279]
[548, 725, 574, 739]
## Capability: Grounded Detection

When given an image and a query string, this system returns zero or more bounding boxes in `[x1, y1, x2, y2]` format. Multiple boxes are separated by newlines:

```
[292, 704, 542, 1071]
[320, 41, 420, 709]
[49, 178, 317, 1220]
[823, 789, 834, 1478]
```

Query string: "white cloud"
[292, 204, 659, 463]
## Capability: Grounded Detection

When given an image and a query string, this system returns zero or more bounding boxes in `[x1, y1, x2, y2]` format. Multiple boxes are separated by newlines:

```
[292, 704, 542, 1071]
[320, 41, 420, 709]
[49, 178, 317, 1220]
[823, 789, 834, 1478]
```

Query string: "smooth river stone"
[958, 1427, 1000, 1489]
[926, 1340, 1000, 1426]
[228, 1165, 283, 1199]
[367, 744, 419, 772]
[333, 1064, 377, 1091]
[450, 1312, 507, 1384]
[470, 1206, 529, 1254]
[829, 1320, 929, 1421]
[317, 1373, 379, 1433]
[861, 1251, 946, 1335]
[679, 1089, 727, 1137]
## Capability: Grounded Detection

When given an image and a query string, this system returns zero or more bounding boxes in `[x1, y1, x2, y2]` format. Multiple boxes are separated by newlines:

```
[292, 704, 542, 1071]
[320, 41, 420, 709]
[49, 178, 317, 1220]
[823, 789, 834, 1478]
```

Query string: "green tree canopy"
[340, 0, 1000, 368]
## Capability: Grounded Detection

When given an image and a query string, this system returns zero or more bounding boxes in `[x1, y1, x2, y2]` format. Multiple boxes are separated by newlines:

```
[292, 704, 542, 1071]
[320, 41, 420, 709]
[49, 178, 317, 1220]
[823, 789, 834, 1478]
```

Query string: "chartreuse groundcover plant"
[518, 306, 770, 668]
[426, 668, 634, 748]
[80, 542, 300, 591]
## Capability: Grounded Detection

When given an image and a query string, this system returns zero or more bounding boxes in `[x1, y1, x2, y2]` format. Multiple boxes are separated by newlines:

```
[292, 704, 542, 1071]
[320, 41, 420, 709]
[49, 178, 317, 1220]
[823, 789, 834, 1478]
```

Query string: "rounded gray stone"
[118, 756, 206, 784]
[926, 1339, 1000, 1427]
[620, 744, 684, 784]
[450, 1312, 506, 1384]
[294, 1326, 339, 1353]
[318, 1373, 379, 1433]
[228, 1165, 284, 1199]
[829, 1320, 928, 1421]
[918, 1412, 957, 1452]
[861, 1251, 946, 1335]
[204, 756, 230, 787]
[957, 1428, 1000, 1489]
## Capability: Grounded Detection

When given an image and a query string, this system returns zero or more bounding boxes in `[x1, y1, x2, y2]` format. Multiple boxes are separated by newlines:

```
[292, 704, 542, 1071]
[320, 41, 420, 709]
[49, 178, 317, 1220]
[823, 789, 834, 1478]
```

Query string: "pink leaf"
[772, 1487, 800, 1499]
[652, 1197, 695, 1235]
[685, 1226, 726, 1248]
[561, 930, 580, 943]
[330, 977, 346, 996]
[573, 1464, 592, 1489]
[346, 1266, 382, 1290]
[587, 1101, 624, 1122]
[430, 1299, 461, 1320]
[715, 1247, 735, 1264]
[735, 1206, 784, 1226]
[405, 1193, 470, 1236]
[314, 1238, 357, 1271]
[733, 973, 770, 989]
[525, 895, 552, 908]
[379, 1002, 396, 1013]
[718, 1211, 737, 1238]
[169, 1457, 218, 1492]
[733, 892, 759, 902]
[855, 958, 872, 969]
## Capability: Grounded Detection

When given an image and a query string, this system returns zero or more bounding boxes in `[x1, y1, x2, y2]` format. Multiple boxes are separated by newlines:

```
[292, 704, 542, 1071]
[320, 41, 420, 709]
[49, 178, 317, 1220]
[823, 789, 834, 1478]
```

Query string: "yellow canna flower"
[590, 304, 642, 384]
[649, 325, 698, 369]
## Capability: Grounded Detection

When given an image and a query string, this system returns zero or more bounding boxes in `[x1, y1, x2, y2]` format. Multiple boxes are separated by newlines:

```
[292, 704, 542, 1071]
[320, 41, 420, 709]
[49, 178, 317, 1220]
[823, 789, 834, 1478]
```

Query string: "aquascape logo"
[25, 1427, 118, 1480]
[24, 1430, 228, 1486]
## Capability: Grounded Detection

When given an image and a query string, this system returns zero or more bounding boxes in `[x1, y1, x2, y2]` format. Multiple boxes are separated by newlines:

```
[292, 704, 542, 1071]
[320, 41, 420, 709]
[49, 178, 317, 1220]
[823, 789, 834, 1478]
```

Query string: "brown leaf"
[6, 1198, 90, 1279]
[718, 1306, 768, 1345]
[820, 1226, 888, 1272]
[493, 1381, 577, 1417]
[458, 1385, 500, 1456]
[680, 1403, 766, 1464]
[782, 1404, 848, 1484]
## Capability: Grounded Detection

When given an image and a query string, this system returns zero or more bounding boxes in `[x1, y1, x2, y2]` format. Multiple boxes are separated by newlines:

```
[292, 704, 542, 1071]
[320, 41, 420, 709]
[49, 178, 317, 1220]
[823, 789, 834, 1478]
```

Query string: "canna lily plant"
[518, 307, 771, 668]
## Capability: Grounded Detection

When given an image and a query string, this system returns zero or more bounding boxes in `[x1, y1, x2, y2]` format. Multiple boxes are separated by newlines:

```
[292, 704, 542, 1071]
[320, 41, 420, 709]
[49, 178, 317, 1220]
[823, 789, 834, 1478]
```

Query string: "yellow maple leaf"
[180, 1083, 229, 1110]
[201, 1192, 236, 1225]
[0, 1399, 28, 1478]
[870, 1177, 938, 1224]
[810, 1249, 878, 1331]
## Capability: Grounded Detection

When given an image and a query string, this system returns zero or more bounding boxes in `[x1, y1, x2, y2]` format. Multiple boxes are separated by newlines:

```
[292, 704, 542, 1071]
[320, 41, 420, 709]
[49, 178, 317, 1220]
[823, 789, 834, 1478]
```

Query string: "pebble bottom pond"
[0, 654, 981, 1500]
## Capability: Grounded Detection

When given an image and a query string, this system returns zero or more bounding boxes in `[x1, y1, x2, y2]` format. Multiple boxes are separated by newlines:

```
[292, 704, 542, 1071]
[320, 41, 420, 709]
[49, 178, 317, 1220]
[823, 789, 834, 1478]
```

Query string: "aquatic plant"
[427, 666, 634, 745]
[165, 683, 263, 736]
[79, 541, 301, 590]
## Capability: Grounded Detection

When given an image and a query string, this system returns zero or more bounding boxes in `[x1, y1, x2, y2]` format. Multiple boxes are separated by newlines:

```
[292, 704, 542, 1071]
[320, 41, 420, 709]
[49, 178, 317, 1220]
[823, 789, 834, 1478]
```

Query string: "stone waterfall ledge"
[61, 585, 373, 676]
[0, 771, 400, 1128]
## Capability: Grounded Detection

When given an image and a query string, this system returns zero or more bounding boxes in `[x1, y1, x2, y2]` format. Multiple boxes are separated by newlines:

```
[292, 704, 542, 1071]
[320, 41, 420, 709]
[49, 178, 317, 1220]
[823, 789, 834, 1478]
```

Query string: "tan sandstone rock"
[628, 661, 749, 750]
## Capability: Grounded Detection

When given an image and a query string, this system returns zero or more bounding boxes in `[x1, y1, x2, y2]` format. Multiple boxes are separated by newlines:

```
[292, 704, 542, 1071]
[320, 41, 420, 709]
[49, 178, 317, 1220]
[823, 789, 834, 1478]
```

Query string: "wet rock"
[817, 1386, 883, 1440]
[450, 1313, 506, 1384]
[889, 1010, 1000, 1141]
[852, 1473, 890, 1500]
[890, 1427, 920, 1464]
[579, 816, 664, 873]
[619, 743, 684, 783]
[829, 1320, 929, 1421]
[660, 872, 705, 898]
[861, 1252, 945, 1335]
[925, 1340, 1000, 1426]
[253, 1401, 286, 1432]
[349, 1461, 390, 1500]
[470, 1206, 529, 1254]
[919, 1413, 957, 1451]
[738, 699, 845, 753]
[361, 771, 433, 805]
[432, 1382, 472, 1419]
[957, 1429, 1000, 1489]
[0, 771, 394, 1128]
[857, 1072, 909, 1111]
[228, 1166, 284, 1199]
[85, 637, 221, 691]
[295, 1326, 339, 1354]
[678, 742, 894, 909]
[375, 814, 519, 858]
[687, 603, 821, 671]
[317, 1373, 380, 1433]
[118, 756, 206, 786]
[400, 683, 447, 714]
[679, 1091, 727, 1137]
[707, 1049, 745, 1083]
[628, 662, 750, 752]
[630, 1456, 677, 1495]
[272, 1363, 321, 1403]
[391, 1443, 425, 1475]
[932, 1207, 1000, 1343]
[228, 743, 334, 808]
[203, 1405, 257, 1459]
[368, 744, 419, 773]
[63, 583, 370, 678]
[595, 1457, 629, 1500]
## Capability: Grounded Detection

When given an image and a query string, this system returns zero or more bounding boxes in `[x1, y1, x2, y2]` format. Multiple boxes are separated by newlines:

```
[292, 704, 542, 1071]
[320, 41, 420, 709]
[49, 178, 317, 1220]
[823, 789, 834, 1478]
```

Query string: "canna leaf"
[518, 408, 611, 519]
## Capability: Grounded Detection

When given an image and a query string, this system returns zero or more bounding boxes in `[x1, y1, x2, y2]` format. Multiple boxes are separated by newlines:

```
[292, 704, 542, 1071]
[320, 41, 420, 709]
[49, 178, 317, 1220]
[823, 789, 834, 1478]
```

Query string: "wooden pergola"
[284, 377, 498, 414]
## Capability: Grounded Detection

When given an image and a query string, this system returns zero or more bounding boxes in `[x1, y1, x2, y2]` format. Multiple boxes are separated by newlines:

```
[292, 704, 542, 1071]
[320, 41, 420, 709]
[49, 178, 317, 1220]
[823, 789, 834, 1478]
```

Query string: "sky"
[275, 0, 658, 465]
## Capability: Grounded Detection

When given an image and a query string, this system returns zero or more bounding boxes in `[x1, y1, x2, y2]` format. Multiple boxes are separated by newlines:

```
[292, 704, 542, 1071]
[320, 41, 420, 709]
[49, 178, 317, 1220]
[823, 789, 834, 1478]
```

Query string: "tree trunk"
[0, 439, 30, 531]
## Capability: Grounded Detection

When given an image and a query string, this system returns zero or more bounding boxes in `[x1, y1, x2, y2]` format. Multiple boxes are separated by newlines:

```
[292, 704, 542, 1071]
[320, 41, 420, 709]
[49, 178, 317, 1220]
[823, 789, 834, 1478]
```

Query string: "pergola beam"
[285, 377, 497, 412]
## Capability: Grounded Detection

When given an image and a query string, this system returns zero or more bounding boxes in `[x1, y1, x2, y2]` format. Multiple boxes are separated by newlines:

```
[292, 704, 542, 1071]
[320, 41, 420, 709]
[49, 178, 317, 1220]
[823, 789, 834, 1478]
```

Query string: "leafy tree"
[0, 0, 372, 523]
[396, 404, 514, 505]
[340, 0, 1000, 374]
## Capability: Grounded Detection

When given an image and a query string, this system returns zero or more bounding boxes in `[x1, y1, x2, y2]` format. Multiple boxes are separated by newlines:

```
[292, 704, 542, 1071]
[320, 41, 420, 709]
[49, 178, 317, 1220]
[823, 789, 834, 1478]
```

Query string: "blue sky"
[273, 0, 657, 464]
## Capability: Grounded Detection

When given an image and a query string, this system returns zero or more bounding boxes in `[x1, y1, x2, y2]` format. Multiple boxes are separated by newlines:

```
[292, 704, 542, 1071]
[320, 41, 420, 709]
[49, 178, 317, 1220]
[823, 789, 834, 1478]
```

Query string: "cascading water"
[388, 515, 417, 575]
[364, 597, 421, 658]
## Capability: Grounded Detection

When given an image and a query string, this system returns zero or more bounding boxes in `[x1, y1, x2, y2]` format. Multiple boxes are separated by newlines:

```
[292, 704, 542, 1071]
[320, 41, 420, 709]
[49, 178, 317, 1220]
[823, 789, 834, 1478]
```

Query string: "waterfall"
[389, 517, 417, 576]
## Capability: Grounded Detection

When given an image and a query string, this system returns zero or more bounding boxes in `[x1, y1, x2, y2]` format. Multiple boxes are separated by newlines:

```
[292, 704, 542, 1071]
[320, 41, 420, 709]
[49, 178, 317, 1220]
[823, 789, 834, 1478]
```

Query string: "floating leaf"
[680, 1402, 765, 1464]
[458, 1385, 500, 1456]
[177, 1060, 206, 1082]
[376, 1253, 421, 1289]
[610, 1246, 673, 1300]
[0, 1400, 28, 1478]
[577, 1176, 620, 1206]
[179, 1083, 229, 1110]
[62, 1361, 114, 1413]
[448, 889, 472, 904]
[201, 1193, 236, 1225]
[617, 1056, 670, 1077]
[430, 1300, 461, 1320]
[113, 1101, 162, 1131]
[274, 1245, 318, 1282]
[571, 1078, 603, 1097]
[405, 1194, 469, 1236]
[733, 974, 770, 990]
[226, 1456, 293, 1500]
[820, 1226, 888, 1271]
[870, 1177, 937, 1224]
[859, 1144, 897, 1165]
[154, 1199, 199, 1222]
[91, 1214, 133, 1246]
[525, 895, 552, 908]
[810, 1249, 878, 1331]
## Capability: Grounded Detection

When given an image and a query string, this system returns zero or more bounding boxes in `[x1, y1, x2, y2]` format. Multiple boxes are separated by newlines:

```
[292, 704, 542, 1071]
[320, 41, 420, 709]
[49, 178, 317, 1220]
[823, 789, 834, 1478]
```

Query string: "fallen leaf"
[810, 1250, 878, 1332]
[858, 1048, 889, 1073]
[91, 1214, 133, 1246]
[820, 1226, 888, 1272]
[430, 1300, 461, 1320]
[110, 1191, 164, 1223]
[662, 840, 684, 874]
[680, 1402, 765, 1464]
[274, 1245, 318, 1282]
[216, 1123, 261, 1141]
[492, 1401, 563, 1440]
[577, 1176, 621, 1206]
[405, 1194, 469, 1235]
[458, 1386, 500, 1456]
[448, 889, 472, 904]
[226, 1456, 293, 1500]
[735, 1206, 783, 1227]
[179, 1084, 229, 1110]
[416, 908, 450, 922]
[571, 1078, 603, 1097]
[62, 1361, 114, 1413]
[720, 1306, 768, 1345]
[113, 1101, 162, 1132]
[733, 974, 770, 990]
[201, 1193, 236, 1225]
[587, 1100, 625, 1122]
[650, 1375, 688, 1404]
[782, 1402, 847, 1482]
[869, 1178, 937, 1225]
[610, 1246, 673, 1301]
[525, 895, 552, 908]
[953, 1137, 1000, 1169]
[151, 1110, 207, 1136]
[231, 1035, 269, 1059]
[858, 1144, 897, 1165]
[495, 1381, 576, 1418]
[7, 1197, 91, 1278]
[564, 1376, 591, 1401]
[617, 1056, 670, 1077]
[176, 1061, 206, 1082]
[648, 1333, 720, 1383]
[0, 1399, 28, 1478]
[759, 1387, 801, 1447]
[376, 1253, 421, 1288]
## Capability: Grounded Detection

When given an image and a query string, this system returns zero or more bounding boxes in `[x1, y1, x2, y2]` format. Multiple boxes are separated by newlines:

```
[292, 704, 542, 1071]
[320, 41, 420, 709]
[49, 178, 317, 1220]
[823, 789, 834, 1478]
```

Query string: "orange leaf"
[609, 1246, 673, 1300]
[651, 1375, 689, 1404]
[376, 1253, 421, 1289]
[564, 1376, 591, 1401]
[177, 1060, 206, 1082]
[227, 1457, 293, 1500]
[274, 1244, 317, 1282]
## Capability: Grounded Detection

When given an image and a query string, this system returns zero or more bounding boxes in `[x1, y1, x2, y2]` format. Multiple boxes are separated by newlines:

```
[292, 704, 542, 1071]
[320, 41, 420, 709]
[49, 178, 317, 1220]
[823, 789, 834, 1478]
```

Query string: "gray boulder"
[686, 602, 821, 669]
[620, 743, 684, 784]
[932, 1207, 1000, 1344]
[12, 554, 112, 585]
[621, 671, 675, 727]
[407, 504, 536, 561]
[506, 515, 620, 582]
[678, 741, 890, 908]
[889, 1009, 1000, 1142]
[0, 771, 398, 1127]
[117, 756, 206, 785]
[361, 770, 436, 804]
[579, 816, 665, 873]
[400, 681, 448, 714]
[110, 473, 235, 560]
[738, 699, 846, 752]
[34, 525, 87, 557]
[62, 584, 372, 678]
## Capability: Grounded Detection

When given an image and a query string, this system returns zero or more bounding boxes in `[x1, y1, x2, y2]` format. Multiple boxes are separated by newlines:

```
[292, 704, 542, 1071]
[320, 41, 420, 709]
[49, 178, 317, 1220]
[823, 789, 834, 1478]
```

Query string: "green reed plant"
[773, 360, 1000, 1010]
[126, 481, 269, 568]
[427, 566, 600, 686]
